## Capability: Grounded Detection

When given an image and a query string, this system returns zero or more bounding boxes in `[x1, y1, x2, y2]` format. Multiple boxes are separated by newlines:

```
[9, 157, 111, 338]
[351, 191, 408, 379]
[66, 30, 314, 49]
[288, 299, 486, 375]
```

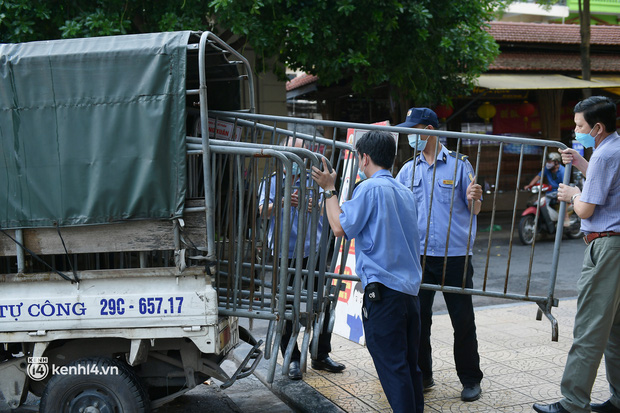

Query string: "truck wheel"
[40, 357, 150, 413]
[518, 215, 537, 245]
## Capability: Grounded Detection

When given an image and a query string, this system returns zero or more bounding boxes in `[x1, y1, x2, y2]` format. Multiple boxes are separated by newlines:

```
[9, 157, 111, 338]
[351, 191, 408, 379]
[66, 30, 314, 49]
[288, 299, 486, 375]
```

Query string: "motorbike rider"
[524, 152, 569, 226]
[524, 152, 565, 192]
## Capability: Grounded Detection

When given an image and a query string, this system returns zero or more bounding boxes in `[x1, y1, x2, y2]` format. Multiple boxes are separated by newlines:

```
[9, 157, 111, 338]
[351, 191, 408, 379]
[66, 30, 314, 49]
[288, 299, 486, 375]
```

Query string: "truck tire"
[40, 357, 150, 413]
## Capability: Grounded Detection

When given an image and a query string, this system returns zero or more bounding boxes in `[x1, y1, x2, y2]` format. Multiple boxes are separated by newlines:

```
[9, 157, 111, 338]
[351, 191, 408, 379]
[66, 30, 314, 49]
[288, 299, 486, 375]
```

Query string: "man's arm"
[557, 185, 596, 219]
[524, 174, 541, 190]
[311, 158, 345, 237]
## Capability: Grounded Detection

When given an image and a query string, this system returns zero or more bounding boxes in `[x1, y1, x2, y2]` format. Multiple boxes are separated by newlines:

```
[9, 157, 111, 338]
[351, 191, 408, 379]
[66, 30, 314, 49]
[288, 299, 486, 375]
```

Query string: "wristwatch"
[325, 189, 337, 199]
[571, 193, 581, 205]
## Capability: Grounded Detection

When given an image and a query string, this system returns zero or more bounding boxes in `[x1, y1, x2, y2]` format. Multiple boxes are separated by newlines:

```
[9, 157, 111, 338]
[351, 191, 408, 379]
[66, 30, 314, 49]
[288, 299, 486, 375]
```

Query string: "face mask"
[358, 155, 367, 180]
[408, 128, 429, 151]
[545, 162, 554, 170]
[574, 124, 598, 149]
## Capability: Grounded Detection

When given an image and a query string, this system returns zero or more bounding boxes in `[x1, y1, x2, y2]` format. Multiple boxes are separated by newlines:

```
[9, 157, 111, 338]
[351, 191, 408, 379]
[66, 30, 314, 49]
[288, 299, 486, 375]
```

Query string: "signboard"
[209, 118, 242, 141]
[572, 140, 585, 157]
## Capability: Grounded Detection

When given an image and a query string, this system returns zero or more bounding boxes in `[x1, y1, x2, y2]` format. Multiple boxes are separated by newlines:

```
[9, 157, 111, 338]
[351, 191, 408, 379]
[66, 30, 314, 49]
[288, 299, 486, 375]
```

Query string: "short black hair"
[355, 130, 396, 169]
[574, 96, 617, 133]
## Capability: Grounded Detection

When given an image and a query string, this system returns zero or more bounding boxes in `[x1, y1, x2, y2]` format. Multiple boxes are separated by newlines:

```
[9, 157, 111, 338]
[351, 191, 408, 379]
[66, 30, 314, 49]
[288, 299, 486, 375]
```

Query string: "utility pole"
[579, 0, 592, 98]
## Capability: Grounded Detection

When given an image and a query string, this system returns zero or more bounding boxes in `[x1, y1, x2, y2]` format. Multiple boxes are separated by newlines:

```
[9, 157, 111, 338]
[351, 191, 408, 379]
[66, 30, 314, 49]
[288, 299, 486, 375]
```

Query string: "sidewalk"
[254, 298, 610, 412]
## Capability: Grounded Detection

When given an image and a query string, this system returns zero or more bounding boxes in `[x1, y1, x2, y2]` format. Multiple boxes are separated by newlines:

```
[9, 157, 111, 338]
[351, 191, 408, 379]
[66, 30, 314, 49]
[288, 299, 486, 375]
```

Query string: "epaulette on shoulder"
[448, 150, 468, 161]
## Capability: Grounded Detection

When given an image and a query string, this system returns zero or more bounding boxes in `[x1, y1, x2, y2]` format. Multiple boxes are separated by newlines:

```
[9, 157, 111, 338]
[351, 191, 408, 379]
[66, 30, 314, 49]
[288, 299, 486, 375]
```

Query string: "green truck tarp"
[0, 31, 190, 229]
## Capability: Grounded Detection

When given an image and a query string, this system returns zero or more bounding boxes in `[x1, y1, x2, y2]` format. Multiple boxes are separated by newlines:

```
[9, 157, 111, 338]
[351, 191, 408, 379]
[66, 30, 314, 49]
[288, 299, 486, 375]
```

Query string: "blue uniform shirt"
[395, 145, 478, 257]
[258, 172, 323, 258]
[538, 164, 565, 190]
[579, 132, 620, 234]
[339, 169, 422, 296]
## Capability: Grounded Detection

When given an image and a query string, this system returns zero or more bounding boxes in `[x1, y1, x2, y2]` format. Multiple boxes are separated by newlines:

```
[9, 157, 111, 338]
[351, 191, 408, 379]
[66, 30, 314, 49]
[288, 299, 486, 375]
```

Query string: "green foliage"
[209, 0, 502, 106]
[0, 0, 214, 42]
[4, 0, 564, 107]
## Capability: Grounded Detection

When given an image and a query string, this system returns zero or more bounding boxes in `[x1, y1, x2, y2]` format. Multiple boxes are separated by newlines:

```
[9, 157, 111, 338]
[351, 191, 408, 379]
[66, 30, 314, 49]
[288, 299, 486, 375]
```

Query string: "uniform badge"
[442, 179, 454, 185]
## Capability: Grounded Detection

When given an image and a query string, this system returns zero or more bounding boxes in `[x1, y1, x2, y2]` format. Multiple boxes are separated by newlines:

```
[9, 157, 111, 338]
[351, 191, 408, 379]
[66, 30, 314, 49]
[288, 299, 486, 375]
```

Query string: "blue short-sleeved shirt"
[538, 164, 566, 190]
[339, 169, 422, 296]
[258, 172, 323, 258]
[395, 145, 478, 257]
[579, 132, 620, 234]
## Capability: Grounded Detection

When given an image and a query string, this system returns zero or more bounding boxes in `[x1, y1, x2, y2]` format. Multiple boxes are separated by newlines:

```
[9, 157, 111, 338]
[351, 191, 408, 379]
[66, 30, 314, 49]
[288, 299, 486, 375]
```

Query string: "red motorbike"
[518, 183, 582, 245]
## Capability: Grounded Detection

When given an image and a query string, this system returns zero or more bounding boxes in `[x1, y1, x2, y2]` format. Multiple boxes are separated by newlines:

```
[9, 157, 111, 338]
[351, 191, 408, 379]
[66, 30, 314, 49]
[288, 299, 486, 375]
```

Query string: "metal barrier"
[207, 110, 573, 347]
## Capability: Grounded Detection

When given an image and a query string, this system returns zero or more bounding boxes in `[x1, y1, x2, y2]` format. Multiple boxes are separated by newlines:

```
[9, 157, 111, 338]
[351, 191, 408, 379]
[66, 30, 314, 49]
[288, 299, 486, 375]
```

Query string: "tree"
[210, 0, 502, 112]
[0, 0, 213, 43]
[3, 0, 503, 118]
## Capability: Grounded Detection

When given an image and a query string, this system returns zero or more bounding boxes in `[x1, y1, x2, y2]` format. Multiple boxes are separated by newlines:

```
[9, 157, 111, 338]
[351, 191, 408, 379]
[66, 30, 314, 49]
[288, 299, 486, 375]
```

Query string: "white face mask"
[545, 162, 554, 170]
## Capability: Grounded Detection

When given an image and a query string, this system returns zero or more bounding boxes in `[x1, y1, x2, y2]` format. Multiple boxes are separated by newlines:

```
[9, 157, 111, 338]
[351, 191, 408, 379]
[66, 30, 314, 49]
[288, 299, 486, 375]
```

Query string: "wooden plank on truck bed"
[0, 205, 206, 256]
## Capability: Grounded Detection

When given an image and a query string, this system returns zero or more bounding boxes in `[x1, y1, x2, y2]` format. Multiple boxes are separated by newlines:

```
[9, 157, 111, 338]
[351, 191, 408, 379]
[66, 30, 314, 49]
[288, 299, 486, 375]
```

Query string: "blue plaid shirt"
[580, 132, 620, 234]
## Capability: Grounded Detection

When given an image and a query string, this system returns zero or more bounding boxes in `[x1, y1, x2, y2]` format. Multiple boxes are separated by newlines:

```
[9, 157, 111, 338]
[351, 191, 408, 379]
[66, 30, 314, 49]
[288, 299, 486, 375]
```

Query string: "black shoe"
[423, 377, 435, 392]
[592, 400, 620, 413]
[288, 360, 302, 380]
[311, 356, 345, 373]
[532, 401, 569, 413]
[461, 383, 481, 402]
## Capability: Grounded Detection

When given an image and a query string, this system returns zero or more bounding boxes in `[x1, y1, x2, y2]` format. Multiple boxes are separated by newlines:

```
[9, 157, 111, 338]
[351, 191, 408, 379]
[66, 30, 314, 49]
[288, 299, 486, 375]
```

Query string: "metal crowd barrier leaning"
[186, 118, 356, 382]
[206, 110, 572, 345]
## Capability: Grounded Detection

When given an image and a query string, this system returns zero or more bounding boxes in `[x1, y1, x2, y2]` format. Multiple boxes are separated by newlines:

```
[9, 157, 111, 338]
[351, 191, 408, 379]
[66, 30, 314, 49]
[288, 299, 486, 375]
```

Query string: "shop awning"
[476, 74, 620, 90]
[590, 75, 620, 96]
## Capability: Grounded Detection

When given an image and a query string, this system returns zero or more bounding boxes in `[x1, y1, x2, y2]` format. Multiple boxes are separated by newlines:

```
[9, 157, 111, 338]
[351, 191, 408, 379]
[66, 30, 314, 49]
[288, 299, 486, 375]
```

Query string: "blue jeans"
[363, 283, 424, 413]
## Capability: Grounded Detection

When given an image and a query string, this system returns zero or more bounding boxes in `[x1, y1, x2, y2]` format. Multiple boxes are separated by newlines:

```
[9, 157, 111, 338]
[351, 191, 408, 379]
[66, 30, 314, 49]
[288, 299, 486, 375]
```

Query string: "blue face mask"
[358, 155, 367, 180]
[408, 133, 428, 151]
[574, 124, 598, 149]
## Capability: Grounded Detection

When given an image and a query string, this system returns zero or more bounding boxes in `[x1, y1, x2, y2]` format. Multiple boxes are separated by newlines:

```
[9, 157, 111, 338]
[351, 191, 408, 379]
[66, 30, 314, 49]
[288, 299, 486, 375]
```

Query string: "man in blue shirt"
[258, 137, 345, 380]
[312, 130, 424, 413]
[533, 96, 620, 413]
[395, 107, 484, 402]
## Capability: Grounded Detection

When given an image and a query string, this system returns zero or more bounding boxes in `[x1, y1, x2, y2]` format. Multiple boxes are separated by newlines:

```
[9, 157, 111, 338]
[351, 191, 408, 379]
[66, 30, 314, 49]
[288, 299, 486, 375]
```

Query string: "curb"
[233, 344, 345, 413]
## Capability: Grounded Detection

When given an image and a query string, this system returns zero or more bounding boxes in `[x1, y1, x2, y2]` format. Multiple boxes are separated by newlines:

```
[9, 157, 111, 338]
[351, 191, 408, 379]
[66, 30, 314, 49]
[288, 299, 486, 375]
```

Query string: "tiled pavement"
[298, 298, 611, 412]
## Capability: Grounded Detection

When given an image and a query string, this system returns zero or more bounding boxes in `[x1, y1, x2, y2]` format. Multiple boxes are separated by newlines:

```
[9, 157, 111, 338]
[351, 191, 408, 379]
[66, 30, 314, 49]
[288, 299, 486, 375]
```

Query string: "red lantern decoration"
[434, 104, 454, 121]
[517, 101, 536, 122]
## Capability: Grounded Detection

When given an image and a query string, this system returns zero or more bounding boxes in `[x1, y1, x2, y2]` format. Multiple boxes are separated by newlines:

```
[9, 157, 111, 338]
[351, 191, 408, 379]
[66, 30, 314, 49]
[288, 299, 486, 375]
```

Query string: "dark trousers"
[280, 300, 333, 362]
[363, 283, 424, 413]
[280, 256, 332, 362]
[418, 255, 483, 386]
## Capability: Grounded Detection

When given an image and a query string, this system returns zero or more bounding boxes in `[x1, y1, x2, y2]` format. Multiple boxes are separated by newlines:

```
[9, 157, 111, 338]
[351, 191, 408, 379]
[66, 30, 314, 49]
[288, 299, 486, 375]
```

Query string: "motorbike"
[518, 183, 583, 245]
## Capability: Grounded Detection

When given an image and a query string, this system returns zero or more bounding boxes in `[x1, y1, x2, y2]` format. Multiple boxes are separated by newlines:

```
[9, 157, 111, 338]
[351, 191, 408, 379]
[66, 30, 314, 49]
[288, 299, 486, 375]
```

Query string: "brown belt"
[583, 231, 620, 245]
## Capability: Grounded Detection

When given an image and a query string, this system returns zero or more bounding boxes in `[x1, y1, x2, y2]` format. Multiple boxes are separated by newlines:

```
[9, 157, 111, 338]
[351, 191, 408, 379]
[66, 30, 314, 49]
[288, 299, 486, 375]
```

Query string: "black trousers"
[418, 255, 483, 386]
[363, 283, 424, 413]
[279, 257, 332, 362]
